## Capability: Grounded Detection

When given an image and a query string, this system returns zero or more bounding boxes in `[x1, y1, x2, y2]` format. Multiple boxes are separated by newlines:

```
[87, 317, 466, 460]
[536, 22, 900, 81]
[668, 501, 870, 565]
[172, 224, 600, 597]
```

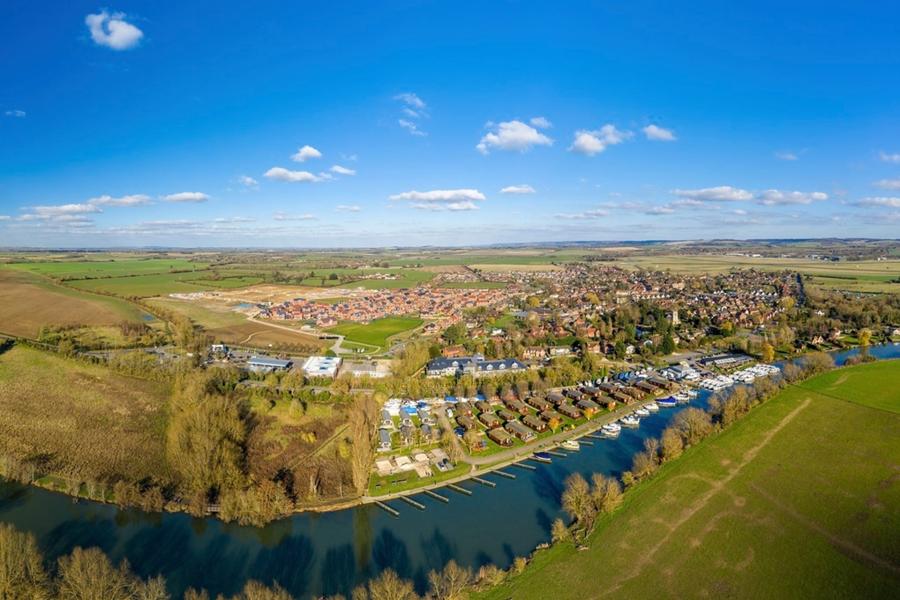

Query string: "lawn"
[66, 272, 217, 297]
[0, 345, 171, 484]
[477, 360, 900, 599]
[326, 316, 423, 350]
[0, 267, 147, 337]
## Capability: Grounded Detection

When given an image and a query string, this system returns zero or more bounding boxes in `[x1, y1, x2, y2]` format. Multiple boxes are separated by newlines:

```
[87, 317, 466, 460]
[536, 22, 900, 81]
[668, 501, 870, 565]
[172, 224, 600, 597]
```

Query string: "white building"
[301, 356, 342, 378]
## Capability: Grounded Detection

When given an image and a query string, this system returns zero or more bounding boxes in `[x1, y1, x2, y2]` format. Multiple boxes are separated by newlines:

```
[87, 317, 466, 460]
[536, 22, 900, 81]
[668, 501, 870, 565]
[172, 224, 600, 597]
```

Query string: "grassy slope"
[0, 267, 145, 337]
[797, 359, 900, 413]
[478, 361, 900, 600]
[0, 345, 171, 483]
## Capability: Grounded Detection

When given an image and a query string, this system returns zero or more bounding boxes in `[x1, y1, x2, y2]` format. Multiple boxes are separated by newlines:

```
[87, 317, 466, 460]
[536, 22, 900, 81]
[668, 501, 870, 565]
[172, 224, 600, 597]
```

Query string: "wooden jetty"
[547, 450, 566, 458]
[511, 461, 537, 471]
[473, 476, 496, 488]
[448, 483, 473, 496]
[375, 501, 399, 516]
[495, 470, 516, 479]
[530, 455, 552, 464]
[424, 489, 449, 503]
[400, 496, 425, 510]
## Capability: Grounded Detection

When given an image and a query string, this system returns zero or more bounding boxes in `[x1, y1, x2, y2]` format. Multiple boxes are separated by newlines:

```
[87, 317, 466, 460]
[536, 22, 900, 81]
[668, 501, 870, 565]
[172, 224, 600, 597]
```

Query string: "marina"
[0, 345, 894, 599]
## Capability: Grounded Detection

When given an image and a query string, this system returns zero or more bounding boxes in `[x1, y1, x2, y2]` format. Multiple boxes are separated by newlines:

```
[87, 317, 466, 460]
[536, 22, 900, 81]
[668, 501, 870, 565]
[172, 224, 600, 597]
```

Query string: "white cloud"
[0, 215, 12, 221]
[757, 189, 828, 205]
[878, 151, 900, 164]
[874, 178, 900, 190]
[642, 124, 676, 141]
[265, 167, 329, 183]
[569, 124, 631, 156]
[273, 212, 317, 221]
[4, 110, 26, 118]
[500, 184, 536, 195]
[330, 165, 356, 176]
[88, 194, 151, 207]
[394, 93, 426, 111]
[291, 145, 322, 162]
[31, 203, 101, 217]
[477, 120, 553, 154]
[856, 197, 900, 208]
[238, 175, 258, 187]
[775, 150, 799, 161]
[645, 205, 675, 214]
[163, 192, 210, 203]
[398, 119, 426, 137]
[85, 11, 143, 51]
[672, 186, 753, 202]
[336, 204, 361, 212]
[555, 208, 609, 220]
[390, 188, 485, 211]
[530, 116, 552, 129]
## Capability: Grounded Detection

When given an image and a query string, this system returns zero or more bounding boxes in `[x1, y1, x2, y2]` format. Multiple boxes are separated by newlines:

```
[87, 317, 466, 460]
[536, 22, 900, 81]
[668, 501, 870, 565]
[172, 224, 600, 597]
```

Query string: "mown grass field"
[0, 345, 171, 483]
[0, 267, 146, 337]
[326, 316, 423, 349]
[479, 360, 900, 599]
[65, 272, 218, 297]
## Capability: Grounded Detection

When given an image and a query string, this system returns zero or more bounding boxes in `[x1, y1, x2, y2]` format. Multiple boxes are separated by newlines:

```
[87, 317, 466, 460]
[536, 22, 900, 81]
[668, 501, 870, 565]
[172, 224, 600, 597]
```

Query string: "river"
[2, 343, 898, 598]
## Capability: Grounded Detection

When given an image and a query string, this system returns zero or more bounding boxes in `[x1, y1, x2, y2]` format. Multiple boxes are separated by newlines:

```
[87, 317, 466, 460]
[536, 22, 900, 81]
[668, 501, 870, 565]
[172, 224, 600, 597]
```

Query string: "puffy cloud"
[530, 116, 552, 129]
[88, 194, 151, 207]
[775, 150, 799, 161]
[672, 186, 753, 202]
[398, 119, 426, 137]
[642, 124, 676, 141]
[874, 178, 900, 190]
[500, 184, 536, 194]
[291, 145, 322, 162]
[238, 175, 258, 187]
[336, 204, 361, 212]
[265, 167, 329, 183]
[856, 197, 900, 208]
[390, 188, 485, 211]
[568, 124, 631, 156]
[85, 11, 143, 50]
[330, 165, 356, 176]
[273, 212, 317, 221]
[555, 208, 609, 220]
[878, 151, 900, 164]
[477, 120, 553, 154]
[163, 192, 210, 203]
[4, 110, 25, 118]
[645, 205, 675, 214]
[757, 189, 828, 205]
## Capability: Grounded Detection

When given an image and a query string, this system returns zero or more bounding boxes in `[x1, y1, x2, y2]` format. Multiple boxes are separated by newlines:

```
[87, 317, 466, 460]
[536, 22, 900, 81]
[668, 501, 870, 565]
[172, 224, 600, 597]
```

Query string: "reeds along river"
[2, 343, 898, 599]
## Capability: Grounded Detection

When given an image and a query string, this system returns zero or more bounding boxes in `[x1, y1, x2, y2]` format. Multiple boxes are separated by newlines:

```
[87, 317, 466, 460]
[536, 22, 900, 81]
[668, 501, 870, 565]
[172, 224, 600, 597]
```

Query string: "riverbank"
[475, 358, 900, 599]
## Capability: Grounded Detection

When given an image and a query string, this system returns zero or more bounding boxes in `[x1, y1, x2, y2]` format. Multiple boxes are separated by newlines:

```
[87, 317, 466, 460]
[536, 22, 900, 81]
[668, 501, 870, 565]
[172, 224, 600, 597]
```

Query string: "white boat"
[635, 407, 650, 417]
[620, 415, 640, 427]
[645, 401, 659, 412]
[561, 440, 580, 451]
[601, 422, 621, 434]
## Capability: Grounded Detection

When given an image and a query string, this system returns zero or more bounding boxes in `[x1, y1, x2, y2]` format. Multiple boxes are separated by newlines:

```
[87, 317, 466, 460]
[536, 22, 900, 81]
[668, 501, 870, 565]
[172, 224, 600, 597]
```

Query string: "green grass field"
[326, 316, 423, 350]
[11, 258, 207, 279]
[478, 360, 900, 599]
[66, 272, 217, 297]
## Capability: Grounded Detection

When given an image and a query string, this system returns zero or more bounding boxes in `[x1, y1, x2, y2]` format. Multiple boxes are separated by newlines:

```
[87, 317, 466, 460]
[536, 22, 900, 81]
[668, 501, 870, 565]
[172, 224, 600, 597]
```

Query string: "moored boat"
[561, 440, 580, 451]
[657, 396, 678, 407]
[620, 415, 640, 427]
[645, 401, 659, 411]
[635, 407, 650, 417]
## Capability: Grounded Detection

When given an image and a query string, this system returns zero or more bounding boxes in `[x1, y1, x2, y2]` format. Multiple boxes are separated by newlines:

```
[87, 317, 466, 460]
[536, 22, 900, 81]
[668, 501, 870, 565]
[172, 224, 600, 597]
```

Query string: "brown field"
[0, 345, 171, 483]
[469, 263, 564, 272]
[0, 268, 144, 338]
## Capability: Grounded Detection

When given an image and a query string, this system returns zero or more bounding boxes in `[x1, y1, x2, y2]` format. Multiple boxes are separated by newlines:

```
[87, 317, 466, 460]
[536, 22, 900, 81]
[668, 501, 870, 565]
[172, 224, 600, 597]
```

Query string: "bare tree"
[367, 569, 418, 600]
[427, 560, 472, 600]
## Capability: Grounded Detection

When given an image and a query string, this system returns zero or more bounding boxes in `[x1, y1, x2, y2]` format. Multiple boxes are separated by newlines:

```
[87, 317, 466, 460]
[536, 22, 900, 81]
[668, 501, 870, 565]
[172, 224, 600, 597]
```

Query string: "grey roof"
[248, 356, 292, 368]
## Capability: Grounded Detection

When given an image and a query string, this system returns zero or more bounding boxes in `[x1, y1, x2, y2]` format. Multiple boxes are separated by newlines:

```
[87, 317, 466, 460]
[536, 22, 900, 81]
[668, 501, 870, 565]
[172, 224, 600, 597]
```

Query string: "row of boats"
[698, 363, 781, 391]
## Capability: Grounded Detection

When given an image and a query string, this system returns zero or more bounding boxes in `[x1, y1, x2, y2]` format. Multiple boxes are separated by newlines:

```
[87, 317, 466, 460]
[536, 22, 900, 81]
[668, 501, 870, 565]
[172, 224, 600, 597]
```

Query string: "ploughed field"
[479, 359, 900, 599]
[0, 345, 170, 484]
[0, 267, 145, 337]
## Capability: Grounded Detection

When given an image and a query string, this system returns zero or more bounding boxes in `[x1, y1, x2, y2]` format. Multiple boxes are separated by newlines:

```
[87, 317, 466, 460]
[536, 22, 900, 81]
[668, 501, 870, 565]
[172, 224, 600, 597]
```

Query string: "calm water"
[3, 343, 898, 598]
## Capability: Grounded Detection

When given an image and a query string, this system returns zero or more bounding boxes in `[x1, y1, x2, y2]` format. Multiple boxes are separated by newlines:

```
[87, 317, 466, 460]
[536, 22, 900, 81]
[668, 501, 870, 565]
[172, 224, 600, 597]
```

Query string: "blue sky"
[2, 1, 900, 247]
